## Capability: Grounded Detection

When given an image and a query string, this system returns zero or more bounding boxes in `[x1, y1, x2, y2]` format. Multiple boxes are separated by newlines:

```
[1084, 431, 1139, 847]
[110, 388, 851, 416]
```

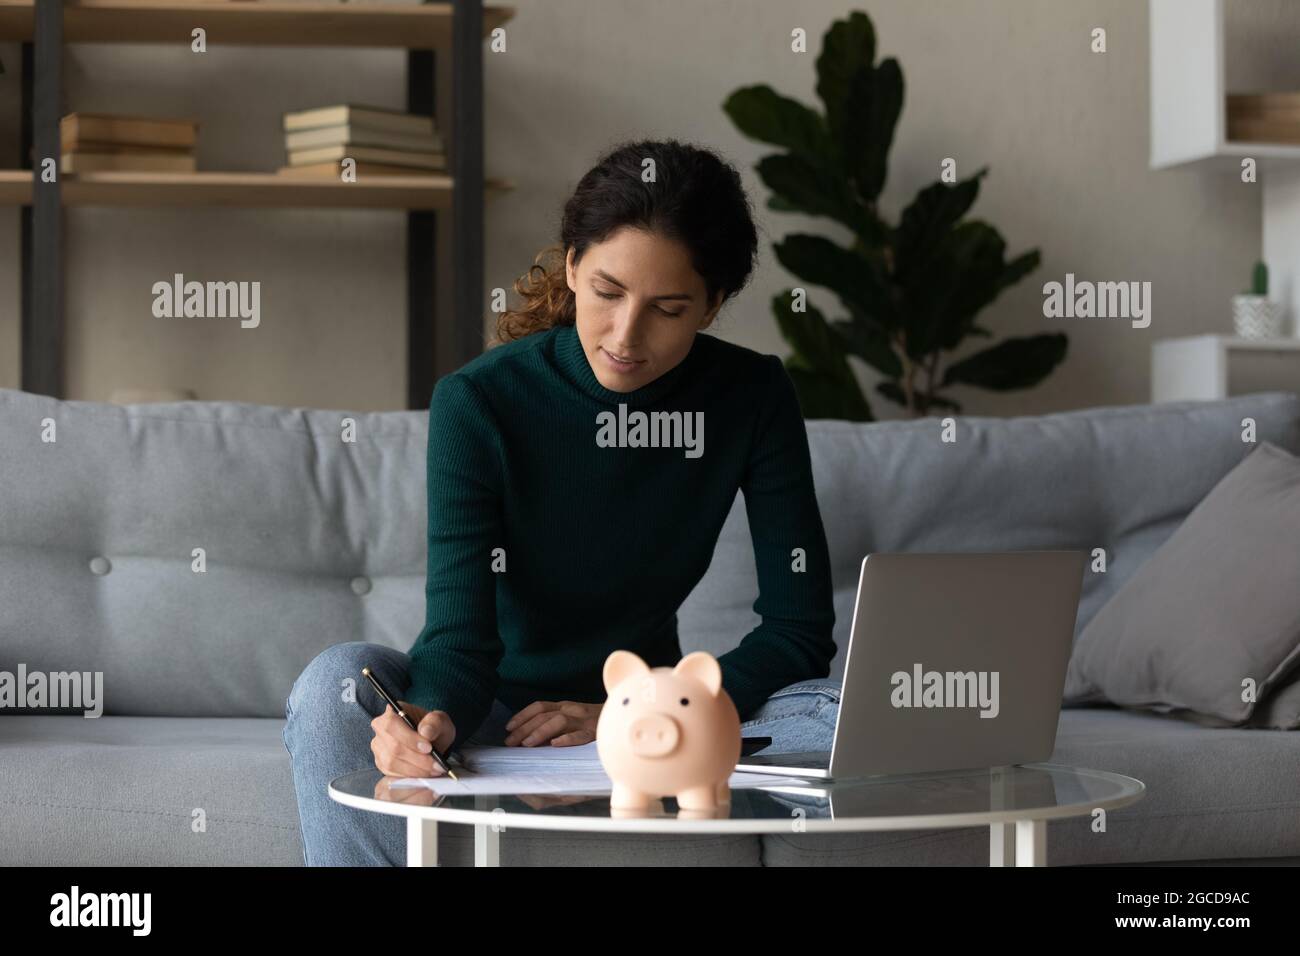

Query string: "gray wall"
[0, 1, 1282, 414]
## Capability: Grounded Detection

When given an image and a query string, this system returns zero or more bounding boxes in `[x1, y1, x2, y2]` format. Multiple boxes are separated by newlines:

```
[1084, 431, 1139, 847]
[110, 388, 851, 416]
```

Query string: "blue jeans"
[282, 640, 841, 866]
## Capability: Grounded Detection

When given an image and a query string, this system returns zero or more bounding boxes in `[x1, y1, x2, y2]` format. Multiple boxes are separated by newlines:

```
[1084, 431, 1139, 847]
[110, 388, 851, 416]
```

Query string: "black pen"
[361, 666, 460, 781]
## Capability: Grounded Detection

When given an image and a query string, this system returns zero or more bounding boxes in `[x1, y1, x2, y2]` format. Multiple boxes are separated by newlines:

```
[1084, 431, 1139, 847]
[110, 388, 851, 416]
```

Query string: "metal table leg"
[475, 822, 500, 867]
[1015, 819, 1047, 866]
[407, 817, 438, 867]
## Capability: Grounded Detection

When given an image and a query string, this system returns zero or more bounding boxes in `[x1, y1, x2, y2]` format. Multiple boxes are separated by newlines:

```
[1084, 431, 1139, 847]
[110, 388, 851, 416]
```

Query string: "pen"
[361, 666, 460, 781]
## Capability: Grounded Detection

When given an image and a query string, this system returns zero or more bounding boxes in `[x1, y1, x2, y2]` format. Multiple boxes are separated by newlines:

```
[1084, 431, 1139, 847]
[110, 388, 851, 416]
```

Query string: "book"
[1225, 117, 1300, 145]
[1227, 92, 1300, 117]
[61, 113, 198, 150]
[286, 144, 446, 170]
[61, 151, 197, 173]
[57, 141, 194, 155]
[276, 161, 440, 178]
[284, 123, 444, 154]
[283, 104, 436, 137]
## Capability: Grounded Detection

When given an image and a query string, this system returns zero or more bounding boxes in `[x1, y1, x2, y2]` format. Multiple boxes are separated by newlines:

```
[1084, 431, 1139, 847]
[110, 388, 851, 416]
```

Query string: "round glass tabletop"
[329, 763, 1145, 835]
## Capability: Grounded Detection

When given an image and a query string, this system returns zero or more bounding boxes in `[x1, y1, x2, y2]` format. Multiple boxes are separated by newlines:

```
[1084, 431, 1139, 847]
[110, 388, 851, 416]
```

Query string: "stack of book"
[60, 113, 198, 173]
[1227, 93, 1300, 144]
[278, 104, 446, 177]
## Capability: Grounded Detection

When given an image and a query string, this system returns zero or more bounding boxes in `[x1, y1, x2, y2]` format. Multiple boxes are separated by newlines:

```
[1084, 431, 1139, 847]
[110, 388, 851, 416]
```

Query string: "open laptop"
[734, 551, 1086, 780]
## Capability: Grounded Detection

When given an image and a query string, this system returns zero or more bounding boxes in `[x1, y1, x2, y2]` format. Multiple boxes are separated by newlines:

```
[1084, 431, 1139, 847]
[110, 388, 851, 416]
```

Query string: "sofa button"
[350, 575, 372, 596]
[89, 556, 112, 576]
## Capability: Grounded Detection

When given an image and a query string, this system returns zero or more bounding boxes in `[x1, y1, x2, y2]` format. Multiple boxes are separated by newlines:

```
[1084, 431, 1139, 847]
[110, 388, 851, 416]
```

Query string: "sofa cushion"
[761, 706, 1300, 865]
[5, 709, 1296, 866]
[0, 716, 757, 866]
[0, 716, 304, 865]
[1249, 670, 1300, 729]
[1066, 442, 1300, 724]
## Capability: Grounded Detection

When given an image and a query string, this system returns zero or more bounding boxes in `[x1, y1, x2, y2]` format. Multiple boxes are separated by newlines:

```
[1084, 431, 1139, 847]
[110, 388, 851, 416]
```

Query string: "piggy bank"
[596, 649, 741, 812]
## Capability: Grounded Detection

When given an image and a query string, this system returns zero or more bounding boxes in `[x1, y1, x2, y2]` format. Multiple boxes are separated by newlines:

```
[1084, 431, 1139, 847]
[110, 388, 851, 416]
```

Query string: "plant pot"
[1232, 294, 1286, 339]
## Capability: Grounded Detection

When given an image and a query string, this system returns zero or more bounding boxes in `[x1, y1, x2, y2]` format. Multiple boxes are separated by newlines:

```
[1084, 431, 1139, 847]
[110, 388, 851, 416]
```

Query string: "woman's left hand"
[505, 700, 603, 746]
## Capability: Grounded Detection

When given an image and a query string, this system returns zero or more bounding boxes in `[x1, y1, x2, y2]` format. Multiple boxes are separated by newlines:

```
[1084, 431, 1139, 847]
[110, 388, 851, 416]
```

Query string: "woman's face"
[565, 227, 722, 393]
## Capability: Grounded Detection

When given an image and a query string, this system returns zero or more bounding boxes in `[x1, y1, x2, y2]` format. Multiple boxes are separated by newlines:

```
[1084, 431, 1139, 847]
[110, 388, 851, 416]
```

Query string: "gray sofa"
[1, 385, 1298, 866]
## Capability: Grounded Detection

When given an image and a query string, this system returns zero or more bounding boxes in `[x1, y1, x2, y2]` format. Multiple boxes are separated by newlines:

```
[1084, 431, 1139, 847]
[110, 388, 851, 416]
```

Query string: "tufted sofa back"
[677, 392, 1300, 699]
[0, 389, 427, 717]
[2, 387, 1297, 716]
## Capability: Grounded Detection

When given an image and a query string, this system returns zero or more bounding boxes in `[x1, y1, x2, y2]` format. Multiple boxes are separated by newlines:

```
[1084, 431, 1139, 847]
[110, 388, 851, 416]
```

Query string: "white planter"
[1232, 295, 1286, 339]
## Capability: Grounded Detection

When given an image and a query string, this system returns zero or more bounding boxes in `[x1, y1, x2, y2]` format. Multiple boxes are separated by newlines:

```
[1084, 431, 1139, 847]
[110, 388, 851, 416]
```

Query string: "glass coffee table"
[329, 763, 1144, 867]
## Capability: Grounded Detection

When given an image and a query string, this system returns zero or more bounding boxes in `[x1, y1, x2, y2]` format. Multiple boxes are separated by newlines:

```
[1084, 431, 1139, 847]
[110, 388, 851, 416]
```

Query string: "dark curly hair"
[494, 138, 760, 342]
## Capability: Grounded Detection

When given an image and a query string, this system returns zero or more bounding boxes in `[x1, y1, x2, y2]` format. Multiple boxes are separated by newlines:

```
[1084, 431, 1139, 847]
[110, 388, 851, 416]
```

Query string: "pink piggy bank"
[596, 649, 741, 812]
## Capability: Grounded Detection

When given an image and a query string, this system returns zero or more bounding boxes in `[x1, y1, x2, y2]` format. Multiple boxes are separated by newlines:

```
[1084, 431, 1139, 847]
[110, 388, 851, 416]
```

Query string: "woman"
[284, 139, 842, 866]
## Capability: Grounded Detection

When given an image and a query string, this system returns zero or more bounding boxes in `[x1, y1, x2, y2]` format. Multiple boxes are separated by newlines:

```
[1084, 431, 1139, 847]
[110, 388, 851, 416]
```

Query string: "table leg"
[407, 817, 438, 867]
[989, 822, 1016, 866]
[475, 822, 500, 867]
[1014, 819, 1047, 867]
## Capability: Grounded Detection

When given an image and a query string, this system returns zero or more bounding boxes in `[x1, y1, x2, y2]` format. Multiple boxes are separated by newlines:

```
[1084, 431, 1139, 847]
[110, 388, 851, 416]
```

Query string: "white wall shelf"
[1152, 335, 1300, 402]
[1150, 0, 1300, 332]
[1150, 0, 1300, 168]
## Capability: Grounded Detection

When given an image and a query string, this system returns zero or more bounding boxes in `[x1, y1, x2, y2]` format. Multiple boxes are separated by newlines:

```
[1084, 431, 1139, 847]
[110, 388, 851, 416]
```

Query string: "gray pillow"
[1249, 670, 1300, 729]
[1066, 442, 1300, 725]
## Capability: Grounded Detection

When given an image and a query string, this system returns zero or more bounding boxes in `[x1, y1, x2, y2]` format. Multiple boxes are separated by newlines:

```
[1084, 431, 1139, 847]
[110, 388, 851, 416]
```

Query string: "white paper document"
[390, 741, 812, 796]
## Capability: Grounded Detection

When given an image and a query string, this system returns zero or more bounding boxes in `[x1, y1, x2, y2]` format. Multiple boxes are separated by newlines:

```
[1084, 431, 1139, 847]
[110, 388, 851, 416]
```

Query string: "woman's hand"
[370, 702, 457, 777]
[505, 700, 603, 747]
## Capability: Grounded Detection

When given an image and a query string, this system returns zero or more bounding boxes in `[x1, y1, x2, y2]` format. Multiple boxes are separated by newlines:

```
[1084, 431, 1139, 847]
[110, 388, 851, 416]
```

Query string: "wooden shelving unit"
[2, 0, 516, 408]
[0, 169, 514, 208]
[0, 0, 513, 47]
[0, 169, 30, 205]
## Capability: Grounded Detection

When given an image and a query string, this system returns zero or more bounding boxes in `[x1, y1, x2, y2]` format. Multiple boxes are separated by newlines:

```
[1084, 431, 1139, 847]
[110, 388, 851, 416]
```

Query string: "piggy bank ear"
[673, 651, 722, 697]
[603, 650, 649, 693]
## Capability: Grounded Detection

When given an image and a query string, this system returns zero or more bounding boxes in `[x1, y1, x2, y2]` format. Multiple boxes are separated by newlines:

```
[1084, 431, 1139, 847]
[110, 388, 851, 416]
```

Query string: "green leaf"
[773, 234, 898, 332]
[816, 13, 876, 150]
[755, 152, 887, 245]
[847, 58, 903, 202]
[874, 380, 908, 407]
[722, 85, 834, 164]
[787, 363, 873, 421]
[831, 317, 902, 377]
[894, 168, 987, 283]
[940, 334, 1068, 390]
[772, 291, 873, 420]
[900, 221, 1039, 357]
[935, 243, 1041, 352]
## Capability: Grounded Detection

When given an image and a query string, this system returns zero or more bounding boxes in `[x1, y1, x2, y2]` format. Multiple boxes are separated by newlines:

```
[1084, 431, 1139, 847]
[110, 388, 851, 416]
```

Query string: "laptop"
[734, 551, 1086, 780]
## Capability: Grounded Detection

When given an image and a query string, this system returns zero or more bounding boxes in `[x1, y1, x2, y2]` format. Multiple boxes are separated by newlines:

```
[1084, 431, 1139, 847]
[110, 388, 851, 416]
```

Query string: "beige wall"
[0, 1, 1282, 414]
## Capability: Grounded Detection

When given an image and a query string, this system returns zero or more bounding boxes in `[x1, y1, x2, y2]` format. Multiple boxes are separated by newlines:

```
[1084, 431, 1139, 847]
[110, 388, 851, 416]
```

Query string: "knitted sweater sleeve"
[404, 372, 505, 749]
[716, 355, 838, 719]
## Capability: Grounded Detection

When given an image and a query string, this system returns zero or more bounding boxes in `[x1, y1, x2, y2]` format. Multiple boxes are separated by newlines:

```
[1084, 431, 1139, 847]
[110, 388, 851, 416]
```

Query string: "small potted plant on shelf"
[1233, 260, 1286, 339]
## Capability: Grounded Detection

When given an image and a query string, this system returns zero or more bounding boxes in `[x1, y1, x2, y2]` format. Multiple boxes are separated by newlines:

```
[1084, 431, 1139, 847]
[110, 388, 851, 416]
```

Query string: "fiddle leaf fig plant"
[723, 10, 1066, 419]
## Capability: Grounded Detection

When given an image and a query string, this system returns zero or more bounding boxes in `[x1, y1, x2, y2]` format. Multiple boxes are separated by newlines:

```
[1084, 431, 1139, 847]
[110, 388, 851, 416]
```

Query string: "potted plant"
[722, 11, 1065, 420]
[1232, 260, 1286, 339]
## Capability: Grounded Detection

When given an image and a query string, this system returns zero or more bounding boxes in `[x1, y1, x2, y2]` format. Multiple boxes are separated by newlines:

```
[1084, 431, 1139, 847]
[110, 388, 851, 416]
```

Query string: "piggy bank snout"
[627, 712, 680, 757]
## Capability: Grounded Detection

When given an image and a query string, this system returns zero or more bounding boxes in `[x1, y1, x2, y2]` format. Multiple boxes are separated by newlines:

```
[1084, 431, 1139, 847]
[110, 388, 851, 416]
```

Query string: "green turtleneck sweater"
[405, 322, 836, 749]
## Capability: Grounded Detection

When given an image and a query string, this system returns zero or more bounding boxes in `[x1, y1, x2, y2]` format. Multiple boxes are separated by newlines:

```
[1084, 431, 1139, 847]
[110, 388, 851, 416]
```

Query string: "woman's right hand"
[370, 702, 457, 778]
